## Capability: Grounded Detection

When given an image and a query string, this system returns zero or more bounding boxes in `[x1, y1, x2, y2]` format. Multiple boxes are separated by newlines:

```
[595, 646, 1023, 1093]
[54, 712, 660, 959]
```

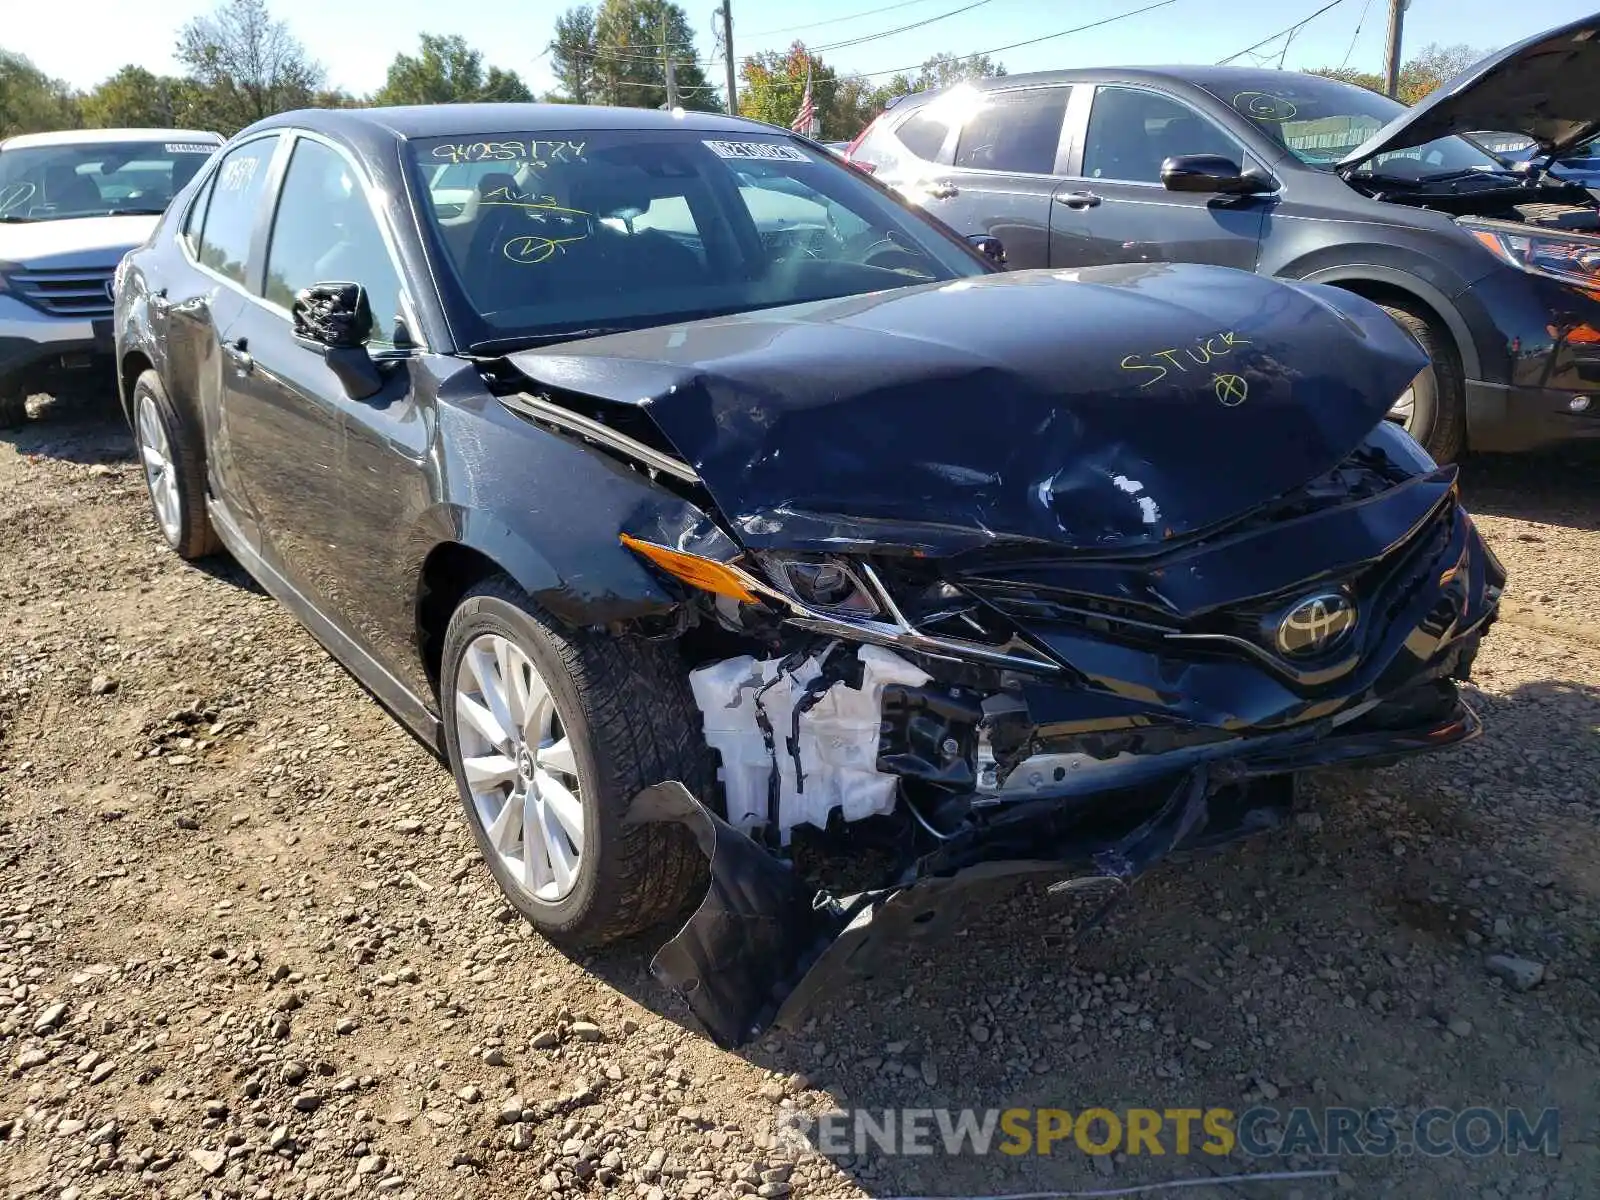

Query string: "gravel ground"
[2, 401, 1597, 1200]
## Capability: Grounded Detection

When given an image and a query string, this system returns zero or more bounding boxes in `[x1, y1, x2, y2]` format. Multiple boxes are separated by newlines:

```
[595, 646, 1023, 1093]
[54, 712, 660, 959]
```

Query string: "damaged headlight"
[755, 553, 881, 616]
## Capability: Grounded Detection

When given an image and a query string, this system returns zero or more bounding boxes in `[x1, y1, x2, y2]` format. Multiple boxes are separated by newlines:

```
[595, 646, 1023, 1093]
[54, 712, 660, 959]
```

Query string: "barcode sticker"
[703, 140, 809, 162]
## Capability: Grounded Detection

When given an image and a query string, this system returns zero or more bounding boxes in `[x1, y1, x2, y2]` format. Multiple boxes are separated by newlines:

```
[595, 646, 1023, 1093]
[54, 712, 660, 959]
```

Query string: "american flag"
[791, 58, 815, 134]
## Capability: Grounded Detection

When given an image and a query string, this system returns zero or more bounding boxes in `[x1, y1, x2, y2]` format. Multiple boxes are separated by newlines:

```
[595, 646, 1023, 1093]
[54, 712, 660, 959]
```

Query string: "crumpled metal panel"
[509, 265, 1425, 555]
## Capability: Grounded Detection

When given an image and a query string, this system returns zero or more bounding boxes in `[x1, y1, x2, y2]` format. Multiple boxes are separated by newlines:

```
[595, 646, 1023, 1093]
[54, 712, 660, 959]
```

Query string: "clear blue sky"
[8, 0, 1598, 102]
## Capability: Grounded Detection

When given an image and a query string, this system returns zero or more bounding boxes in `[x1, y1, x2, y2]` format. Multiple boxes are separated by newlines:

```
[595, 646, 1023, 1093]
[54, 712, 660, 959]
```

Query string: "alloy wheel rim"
[136, 395, 181, 544]
[1387, 366, 1428, 429]
[453, 633, 585, 903]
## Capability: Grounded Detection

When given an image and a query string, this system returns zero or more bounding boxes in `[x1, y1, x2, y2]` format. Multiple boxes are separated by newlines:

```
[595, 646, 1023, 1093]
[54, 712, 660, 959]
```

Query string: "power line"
[1338, 0, 1376, 70]
[1216, 0, 1343, 66]
[564, 0, 995, 73]
[854, 0, 1179, 78]
[800, 0, 996, 55]
[747, 0, 952, 38]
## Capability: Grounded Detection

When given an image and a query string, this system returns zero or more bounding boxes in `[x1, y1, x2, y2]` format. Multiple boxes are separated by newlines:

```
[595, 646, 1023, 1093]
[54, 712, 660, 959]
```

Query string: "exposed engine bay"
[1352, 171, 1600, 230]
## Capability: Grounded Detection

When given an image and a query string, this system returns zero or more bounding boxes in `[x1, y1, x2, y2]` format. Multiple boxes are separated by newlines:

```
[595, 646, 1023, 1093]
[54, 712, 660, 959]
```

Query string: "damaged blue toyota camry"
[113, 104, 1503, 1048]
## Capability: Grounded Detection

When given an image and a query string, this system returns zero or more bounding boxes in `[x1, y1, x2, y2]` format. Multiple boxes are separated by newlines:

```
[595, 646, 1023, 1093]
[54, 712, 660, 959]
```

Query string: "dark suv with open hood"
[846, 13, 1600, 462]
[115, 103, 1501, 1047]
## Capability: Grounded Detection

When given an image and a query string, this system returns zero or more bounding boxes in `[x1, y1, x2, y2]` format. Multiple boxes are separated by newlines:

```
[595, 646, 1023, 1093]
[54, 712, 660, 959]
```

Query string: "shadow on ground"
[0, 396, 134, 465]
[1458, 443, 1600, 532]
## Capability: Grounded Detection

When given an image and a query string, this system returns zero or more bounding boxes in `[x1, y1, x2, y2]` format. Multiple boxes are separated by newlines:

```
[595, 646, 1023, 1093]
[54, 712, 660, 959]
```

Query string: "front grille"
[8, 267, 115, 317]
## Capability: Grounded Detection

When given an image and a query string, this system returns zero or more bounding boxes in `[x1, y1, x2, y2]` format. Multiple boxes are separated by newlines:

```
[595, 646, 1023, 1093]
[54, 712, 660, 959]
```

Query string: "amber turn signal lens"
[619, 534, 760, 604]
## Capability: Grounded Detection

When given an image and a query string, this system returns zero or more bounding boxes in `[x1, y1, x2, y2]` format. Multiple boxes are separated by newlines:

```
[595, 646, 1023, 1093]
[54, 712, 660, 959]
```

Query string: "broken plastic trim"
[501, 391, 700, 484]
[630, 692, 1480, 1047]
[619, 537, 1061, 674]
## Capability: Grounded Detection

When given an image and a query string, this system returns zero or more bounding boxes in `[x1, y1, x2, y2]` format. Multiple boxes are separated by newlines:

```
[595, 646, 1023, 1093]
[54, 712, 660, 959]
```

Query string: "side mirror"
[292, 282, 383, 401]
[1160, 154, 1273, 195]
[967, 234, 1007, 266]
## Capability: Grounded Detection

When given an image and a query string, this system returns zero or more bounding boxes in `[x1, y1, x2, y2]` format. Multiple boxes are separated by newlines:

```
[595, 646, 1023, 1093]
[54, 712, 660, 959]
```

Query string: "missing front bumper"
[628, 698, 1479, 1048]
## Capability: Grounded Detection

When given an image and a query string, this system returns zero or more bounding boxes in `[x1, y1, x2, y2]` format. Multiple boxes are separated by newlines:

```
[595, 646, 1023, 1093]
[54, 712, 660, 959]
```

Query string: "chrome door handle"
[1055, 190, 1102, 209]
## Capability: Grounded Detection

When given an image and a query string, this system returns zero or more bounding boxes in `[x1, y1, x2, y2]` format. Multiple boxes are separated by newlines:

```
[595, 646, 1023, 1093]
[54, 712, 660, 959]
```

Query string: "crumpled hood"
[0, 215, 158, 269]
[1339, 13, 1600, 164]
[508, 264, 1425, 555]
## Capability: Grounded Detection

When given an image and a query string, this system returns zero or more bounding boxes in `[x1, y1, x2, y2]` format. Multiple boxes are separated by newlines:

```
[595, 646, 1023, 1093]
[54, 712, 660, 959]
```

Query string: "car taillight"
[843, 119, 881, 173]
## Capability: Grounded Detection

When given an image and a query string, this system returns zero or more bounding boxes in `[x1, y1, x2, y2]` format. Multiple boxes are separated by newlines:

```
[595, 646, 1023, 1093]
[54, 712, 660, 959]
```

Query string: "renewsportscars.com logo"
[774, 1106, 1561, 1159]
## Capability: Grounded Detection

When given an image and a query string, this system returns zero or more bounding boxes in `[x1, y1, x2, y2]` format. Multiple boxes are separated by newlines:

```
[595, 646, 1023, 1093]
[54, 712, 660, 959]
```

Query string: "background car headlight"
[1462, 219, 1600, 289]
[756, 553, 881, 616]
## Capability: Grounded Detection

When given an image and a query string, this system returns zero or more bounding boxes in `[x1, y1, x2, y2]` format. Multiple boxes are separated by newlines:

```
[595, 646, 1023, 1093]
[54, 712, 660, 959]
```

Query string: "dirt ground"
[1, 399, 1597, 1200]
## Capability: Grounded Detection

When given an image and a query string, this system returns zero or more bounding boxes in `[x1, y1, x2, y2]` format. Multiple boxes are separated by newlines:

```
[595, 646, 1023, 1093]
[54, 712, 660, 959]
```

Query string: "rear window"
[408, 129, 982, 350]
[953, 88, 1070, 174]
[894, 108, 953, 161]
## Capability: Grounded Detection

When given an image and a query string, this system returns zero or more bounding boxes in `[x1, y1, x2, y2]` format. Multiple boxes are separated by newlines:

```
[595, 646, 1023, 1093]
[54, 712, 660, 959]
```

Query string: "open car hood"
[1339, 13, 1600, 166]
[506, 265, 1424, 556]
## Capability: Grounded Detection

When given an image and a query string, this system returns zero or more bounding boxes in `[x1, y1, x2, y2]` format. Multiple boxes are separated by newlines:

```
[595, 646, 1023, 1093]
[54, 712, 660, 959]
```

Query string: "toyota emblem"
[1276, 592, 1358, 657]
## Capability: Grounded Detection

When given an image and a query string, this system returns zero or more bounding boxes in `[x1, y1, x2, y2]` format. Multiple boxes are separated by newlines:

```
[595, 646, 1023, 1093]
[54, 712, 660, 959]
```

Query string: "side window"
[195, 137, 278, 285]
[180, 173, 215, 260]
[953, 88, 1070, 174]
[264, 137, 407, 348]
[1082, 86, 1243, 183]
[894, 108, 953, 163]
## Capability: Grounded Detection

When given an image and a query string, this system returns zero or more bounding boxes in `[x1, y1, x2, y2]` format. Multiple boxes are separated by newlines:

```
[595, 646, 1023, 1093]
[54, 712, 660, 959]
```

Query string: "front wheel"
[1381, 304, 1465, 463]
[440, 577, 712, 946]
[0, 391, 25, 430]
[132, 370, 221, 559]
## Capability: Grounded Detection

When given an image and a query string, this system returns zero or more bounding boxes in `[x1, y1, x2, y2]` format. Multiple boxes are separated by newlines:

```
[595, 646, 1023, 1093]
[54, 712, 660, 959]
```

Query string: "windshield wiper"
[467, 327, 640, 355]
[1415, 167, 1522, 184]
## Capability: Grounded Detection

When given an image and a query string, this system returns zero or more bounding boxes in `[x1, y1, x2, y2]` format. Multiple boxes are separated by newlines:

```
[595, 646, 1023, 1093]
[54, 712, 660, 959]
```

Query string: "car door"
[238, 130, 432, 681]
[915, 86, 1075, 270]
[1049, 83, 1273, 270]
[864, 101, 959, 212]
[170, 135, 280, 547]
[918, 86, 1072, 270]
[211, 131, 381, 624]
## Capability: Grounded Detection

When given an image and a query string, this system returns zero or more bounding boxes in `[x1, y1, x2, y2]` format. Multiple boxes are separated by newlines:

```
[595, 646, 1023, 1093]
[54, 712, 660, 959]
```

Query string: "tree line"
[0, 0, 1488, 144]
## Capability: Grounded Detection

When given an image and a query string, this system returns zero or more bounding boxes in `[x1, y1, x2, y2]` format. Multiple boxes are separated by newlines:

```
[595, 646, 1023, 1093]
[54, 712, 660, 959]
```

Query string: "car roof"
[0, 128, 222, 150]
[894, 64, 1337, 105]
[247, 103, 785, 143]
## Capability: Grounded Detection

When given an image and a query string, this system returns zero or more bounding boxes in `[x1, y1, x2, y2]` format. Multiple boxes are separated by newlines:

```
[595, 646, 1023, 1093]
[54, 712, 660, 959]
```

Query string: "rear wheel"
[1381, 304, 1465, 463]
[441, 576, 711, 946]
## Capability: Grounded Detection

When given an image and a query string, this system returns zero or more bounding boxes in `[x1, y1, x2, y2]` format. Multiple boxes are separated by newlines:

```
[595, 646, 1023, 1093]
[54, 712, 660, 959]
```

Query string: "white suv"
[0, 127, 221, 427]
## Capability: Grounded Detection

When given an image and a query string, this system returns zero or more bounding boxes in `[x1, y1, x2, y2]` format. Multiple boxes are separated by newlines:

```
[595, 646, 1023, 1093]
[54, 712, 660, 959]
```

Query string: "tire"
[441, 575, 712, 947]
[0, 391, 24, 430]
[1381, 303, 1466, 464]
[132, 369, 221, 559]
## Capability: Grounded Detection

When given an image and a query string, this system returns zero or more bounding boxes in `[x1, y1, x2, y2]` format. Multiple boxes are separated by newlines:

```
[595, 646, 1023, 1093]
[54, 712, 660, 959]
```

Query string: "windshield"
[0, 140, 217, 221]
[407, 128, 983, 347]
[1192, 73, 1506, 175]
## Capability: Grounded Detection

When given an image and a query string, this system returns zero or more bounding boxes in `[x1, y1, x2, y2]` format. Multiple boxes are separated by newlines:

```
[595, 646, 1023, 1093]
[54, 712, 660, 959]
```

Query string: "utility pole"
[662, 12, 680, 110]
[1383, 0, 1408, 99]
[718, 3, 738, 117]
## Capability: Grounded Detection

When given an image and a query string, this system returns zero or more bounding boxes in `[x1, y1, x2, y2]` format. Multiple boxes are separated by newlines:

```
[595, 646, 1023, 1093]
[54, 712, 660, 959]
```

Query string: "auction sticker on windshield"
[165, 143, 218, 154]
[703, 140, 810, 161]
